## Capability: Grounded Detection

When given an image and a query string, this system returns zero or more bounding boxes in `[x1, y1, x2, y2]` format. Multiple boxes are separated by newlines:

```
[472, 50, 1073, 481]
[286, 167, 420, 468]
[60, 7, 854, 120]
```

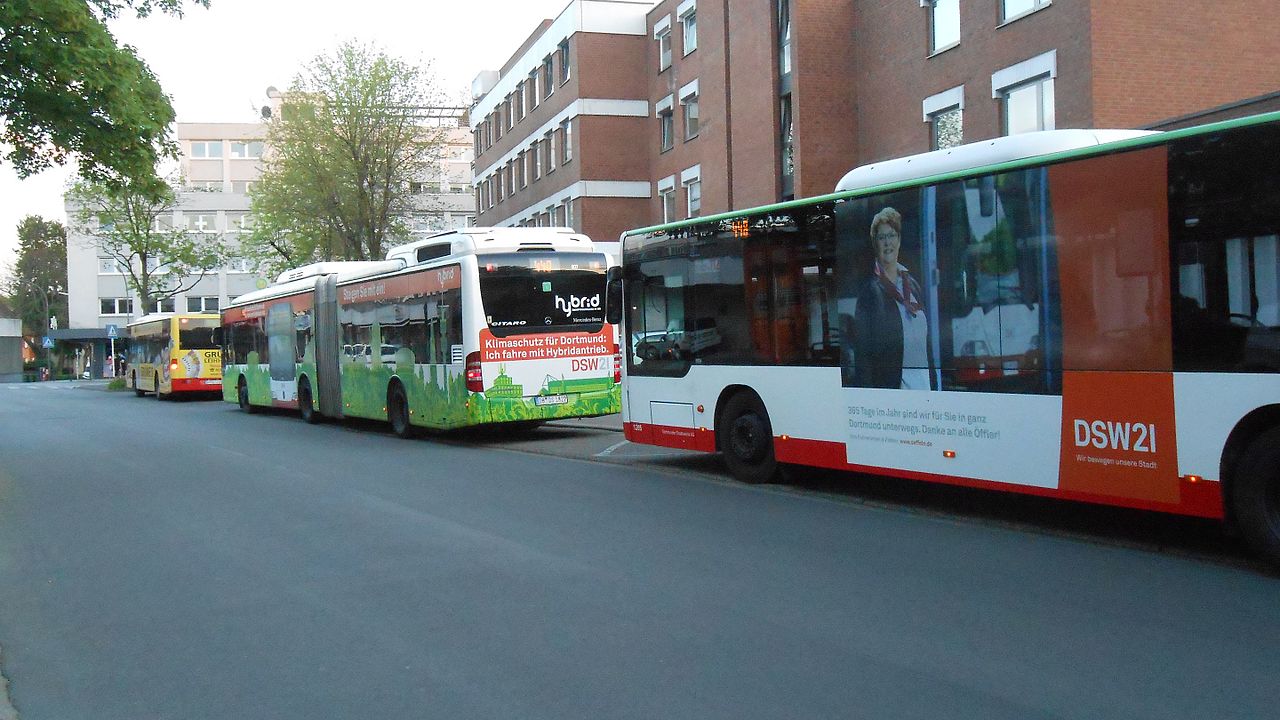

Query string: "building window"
[152, 298, 176, 313]
[558, 40, 570, 84]
[187, 296, 219, 313]
[528, 69, 539, 110]
[563, 197, 574, 229]
[514, 82, 525, 121]
[542, 56, 554, 99]
[546, 131, 556, 173]
[778, 0, 791, 75]
[496, 170, 504, 202]
[100, 297, 132, 315]
[659, 110, 674, 152]
[780, 95, 794, 177]
[507, 163, 515, 197]
[190, 213, 217, 233]
[518, 151, 528, 188]
[684, 178, 701, 218]
[929, 0, 959, 53]
[561, 119, 573, 164]
[1003, 76, 1054, 135]
[189, 141, 222, 158]
[532, 140, 542, 180]
[1001, 0, 1050, 23]
[679, 2, 697, 54]
[230, 141, 264, 159]
[924, 85, 966, 149]
[506, 96, 515, 131]
[680, 83, 699, 140]
[658, 178, 676, 223]
[227, 257, 254, 273]
[655, 16, 673, 71]
[930, 106, 964, 149]
[992, 50, 1056, 136]
[98, 258, 125, 274]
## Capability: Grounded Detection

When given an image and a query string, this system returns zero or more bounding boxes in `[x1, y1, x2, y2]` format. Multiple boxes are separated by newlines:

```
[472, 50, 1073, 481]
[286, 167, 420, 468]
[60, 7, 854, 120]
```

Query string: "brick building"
[469, 0, 655, 248]
[472, 0, 1280, 244]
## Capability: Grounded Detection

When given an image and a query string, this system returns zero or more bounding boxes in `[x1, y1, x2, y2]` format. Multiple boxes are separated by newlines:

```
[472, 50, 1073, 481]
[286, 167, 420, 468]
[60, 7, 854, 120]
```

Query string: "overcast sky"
[1, 0, 647, 278]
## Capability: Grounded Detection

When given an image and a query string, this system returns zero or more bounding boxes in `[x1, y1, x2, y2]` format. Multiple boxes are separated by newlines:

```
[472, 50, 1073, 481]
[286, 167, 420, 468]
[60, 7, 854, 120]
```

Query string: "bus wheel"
[388, 383, 415, 439]
[154, 373, 166, 401]
[298, 377, 319, 424]
[133, 372, 144, 397]
[1232, 426, 1280, 568]
[719, 392, 780, 484]
[237, 377, 256, 414]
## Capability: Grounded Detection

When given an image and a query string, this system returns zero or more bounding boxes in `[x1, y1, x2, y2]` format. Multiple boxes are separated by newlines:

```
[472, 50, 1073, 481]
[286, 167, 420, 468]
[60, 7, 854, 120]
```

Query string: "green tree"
[3, 216, 68, 347]
[245, 41, 447, 277]
[0, 0, 209, 188]
[68, 178, 227, 311]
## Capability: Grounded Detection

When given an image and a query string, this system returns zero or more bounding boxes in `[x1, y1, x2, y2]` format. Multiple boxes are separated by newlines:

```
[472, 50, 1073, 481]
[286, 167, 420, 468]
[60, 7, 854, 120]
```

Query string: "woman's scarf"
[876, 262, 923, 318]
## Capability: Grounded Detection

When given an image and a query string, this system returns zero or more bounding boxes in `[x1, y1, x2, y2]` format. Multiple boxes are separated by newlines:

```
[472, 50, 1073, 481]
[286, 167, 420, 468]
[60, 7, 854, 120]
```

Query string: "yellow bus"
[125, 313, 223, 399]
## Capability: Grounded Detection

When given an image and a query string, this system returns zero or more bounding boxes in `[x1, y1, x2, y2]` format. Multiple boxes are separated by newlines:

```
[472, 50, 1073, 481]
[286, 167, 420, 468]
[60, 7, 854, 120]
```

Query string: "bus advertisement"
[221, 228, 621, 435]
[611, 112, 1280, 564]
[125, 313, 223, 399]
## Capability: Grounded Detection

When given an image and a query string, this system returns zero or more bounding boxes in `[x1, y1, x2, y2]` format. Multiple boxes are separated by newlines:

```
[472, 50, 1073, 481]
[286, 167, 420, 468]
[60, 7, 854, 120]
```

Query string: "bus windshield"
[178, 317, 220, 349]
[478, 252, 608, 337]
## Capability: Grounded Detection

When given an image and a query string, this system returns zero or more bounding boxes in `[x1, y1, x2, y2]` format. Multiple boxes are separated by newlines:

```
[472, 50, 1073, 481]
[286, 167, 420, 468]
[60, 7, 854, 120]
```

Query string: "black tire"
[133, 372, 144, 397]
[237, 377, 256, 414]
[154, 373, 166, 401]
[1232, 426, 1280, 568]
[719, 392, 780, 484]
[388, 383, 415, 438]
[298, 377, 319, 424]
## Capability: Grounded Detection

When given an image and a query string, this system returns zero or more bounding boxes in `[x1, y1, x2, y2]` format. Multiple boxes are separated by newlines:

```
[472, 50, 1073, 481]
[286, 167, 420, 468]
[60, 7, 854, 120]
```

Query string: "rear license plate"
[534, 394, 568, 406]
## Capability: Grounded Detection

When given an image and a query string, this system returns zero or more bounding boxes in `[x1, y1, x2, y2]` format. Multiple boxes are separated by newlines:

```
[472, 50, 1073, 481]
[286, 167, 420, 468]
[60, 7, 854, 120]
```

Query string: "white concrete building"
[62, 112, 476, 377]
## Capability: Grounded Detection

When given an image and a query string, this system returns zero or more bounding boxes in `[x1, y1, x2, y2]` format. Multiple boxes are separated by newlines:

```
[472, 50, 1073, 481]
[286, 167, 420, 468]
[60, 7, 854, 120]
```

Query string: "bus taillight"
[465, 351, 484, 393]
[613, 344, 622, 383]
[169, 360, 179, 371]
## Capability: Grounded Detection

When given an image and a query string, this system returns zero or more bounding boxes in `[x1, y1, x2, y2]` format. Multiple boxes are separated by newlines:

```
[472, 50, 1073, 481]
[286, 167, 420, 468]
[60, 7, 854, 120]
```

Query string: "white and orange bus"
[609, 111, 1280, 564]
[126, 313, 223, 398]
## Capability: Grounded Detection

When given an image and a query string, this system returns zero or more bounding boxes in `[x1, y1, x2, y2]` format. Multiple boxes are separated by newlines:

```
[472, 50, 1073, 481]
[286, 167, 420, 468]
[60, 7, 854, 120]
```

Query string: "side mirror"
[211, 326, 224, 346]
[605, 267, 623, 326]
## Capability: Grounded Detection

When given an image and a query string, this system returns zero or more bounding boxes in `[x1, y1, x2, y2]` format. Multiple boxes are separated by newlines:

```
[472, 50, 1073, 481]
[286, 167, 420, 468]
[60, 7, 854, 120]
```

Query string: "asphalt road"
[0, 381, 1277, 719]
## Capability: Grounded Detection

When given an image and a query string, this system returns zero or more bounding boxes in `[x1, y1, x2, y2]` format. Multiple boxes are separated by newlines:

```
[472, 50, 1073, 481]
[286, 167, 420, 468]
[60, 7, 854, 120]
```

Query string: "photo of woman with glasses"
[847, 206, 933, 389]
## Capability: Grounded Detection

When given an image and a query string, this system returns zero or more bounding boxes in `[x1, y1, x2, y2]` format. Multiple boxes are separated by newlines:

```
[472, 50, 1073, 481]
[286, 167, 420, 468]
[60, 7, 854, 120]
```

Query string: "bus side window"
[1170, 122, 1280, 373]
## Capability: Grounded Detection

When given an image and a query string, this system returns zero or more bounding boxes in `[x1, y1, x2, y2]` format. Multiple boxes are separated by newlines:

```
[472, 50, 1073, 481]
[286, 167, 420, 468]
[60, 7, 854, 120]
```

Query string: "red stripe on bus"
[169, 378, 221, 392]
[626, 424, 1224, 520]
[625, 422, 716, 452]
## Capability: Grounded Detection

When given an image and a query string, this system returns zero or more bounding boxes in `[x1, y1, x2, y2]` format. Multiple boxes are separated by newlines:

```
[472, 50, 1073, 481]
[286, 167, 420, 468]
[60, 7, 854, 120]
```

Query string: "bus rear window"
[178, 318, 220, 349]
[478, 253, 608, 337]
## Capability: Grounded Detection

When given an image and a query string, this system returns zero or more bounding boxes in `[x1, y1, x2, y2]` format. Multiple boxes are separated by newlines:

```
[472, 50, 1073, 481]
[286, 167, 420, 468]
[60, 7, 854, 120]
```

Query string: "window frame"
[658, 175, 677, 223]
[991, 50, 1057, 136]
[561, 119, 573, 164]
[681, 166, 702, 218]
[654, 15, 674, 71]
[927, 0, 960, 55]
[558, 39, 571, 84]
[678, 1, 697, 55]
[680, 80, 699, 141]
[1000, 0, 1051, 24]
[542, 56, 555, 99]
